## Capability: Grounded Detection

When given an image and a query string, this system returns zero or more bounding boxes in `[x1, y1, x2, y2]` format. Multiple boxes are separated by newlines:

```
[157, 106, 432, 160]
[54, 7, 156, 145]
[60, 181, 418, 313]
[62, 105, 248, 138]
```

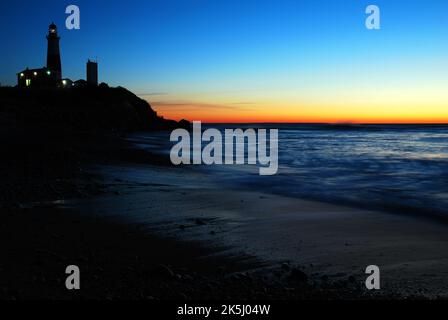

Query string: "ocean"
[129, 124, 448, 218]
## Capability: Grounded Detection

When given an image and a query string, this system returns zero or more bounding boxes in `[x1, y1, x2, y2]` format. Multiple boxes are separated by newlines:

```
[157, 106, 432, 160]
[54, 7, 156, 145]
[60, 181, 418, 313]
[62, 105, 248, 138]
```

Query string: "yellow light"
[33, 72, 37, 76]
[47, 70, 51, 75]
[62, 80, 67, 85]
[20, 73, 24, 77]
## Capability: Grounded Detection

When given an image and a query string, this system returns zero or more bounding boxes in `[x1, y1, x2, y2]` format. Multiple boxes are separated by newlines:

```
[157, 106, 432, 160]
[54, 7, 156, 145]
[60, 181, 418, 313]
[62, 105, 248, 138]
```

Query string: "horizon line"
[186, 121, 448, 125]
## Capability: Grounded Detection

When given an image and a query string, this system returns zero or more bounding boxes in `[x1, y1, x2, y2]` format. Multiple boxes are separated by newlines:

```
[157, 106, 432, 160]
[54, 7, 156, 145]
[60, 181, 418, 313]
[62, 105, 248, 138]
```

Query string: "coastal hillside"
[0, 86, 189, 132]
[0, 86, 188, 206]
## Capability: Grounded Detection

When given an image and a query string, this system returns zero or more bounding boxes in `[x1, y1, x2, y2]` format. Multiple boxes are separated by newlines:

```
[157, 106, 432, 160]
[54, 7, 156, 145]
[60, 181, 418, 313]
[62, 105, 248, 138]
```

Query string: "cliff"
[0, 86, 190, 132]
[0, 85, 189, 206]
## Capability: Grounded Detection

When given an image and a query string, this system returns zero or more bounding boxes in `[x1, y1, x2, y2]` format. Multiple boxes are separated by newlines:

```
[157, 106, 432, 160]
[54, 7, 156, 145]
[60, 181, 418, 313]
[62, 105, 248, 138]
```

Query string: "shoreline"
[74, 160, 448, 299]
[2, 128, 447, 299]
[0, 130, 366, 300]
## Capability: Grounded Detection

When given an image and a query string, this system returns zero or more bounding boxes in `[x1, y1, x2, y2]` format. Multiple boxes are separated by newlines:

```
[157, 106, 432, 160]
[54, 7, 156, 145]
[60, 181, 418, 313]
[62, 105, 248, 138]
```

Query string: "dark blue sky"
[1, 0, 447, 122]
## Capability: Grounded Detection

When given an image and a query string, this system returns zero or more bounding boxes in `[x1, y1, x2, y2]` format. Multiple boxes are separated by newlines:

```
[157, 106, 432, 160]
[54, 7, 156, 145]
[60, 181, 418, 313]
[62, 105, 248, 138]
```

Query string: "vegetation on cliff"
[0, 86, 190, 132]
[0, 85, 188, 206]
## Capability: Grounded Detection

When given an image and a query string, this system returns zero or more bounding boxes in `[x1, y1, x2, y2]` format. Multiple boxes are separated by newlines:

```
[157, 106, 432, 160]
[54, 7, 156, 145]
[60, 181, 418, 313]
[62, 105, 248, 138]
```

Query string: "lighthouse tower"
[46, 22, 62, 81]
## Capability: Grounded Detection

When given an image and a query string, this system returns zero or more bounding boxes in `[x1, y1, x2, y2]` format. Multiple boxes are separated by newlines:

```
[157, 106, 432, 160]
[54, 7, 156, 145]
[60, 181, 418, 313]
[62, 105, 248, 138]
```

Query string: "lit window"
[26, 79, 31, 87]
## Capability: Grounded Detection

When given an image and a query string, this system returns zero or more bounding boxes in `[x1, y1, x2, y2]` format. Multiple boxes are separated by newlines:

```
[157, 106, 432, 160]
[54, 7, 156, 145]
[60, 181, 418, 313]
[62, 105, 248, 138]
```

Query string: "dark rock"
[334, 272, 347, 277]
[281, 263, 290, 271]
[178, 119, 191, 130]
[195, 218, 206, 226]
[217, 266, 227, 275]
[153, 264, 175, 280]
[289, 268, 308, 283]
[182, 274, 193, 281]
[175, 292, 188, 300]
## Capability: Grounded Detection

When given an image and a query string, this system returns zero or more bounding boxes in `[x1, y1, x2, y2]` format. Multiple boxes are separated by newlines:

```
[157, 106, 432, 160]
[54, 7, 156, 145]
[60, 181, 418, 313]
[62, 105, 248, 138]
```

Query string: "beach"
[72, 159, 448, 298]
[2, 125, 448, 299]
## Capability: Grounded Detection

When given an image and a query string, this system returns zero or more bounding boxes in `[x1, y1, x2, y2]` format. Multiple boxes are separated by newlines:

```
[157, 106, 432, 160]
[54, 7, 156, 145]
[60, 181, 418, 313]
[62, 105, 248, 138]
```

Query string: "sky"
[1, 0, 447, 123]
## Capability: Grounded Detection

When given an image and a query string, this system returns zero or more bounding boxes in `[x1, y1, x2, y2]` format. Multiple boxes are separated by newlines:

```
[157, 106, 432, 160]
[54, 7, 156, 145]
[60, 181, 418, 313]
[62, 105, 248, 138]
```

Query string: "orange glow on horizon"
[150, 101, 448, 124]
[162, 116, 448, 124]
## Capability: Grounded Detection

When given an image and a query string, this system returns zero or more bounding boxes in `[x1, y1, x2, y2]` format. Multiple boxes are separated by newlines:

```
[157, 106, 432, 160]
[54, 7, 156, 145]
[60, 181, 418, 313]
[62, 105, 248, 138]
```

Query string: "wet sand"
[0, 130, 367, 300]
[2, 125, 447, 299]
[65, 162, 448, 298]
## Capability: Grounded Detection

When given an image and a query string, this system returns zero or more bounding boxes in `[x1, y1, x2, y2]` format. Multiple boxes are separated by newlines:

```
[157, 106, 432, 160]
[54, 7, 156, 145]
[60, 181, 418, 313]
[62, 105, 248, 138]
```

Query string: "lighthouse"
[17, 22, 100, 88]
[46, 22, 62, 81]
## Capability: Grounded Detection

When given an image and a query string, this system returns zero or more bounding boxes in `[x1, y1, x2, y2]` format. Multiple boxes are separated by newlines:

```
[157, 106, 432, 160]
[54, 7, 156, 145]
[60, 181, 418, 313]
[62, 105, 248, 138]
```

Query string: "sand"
[2, 123, 447, 299]
[65, 162, 448, 298]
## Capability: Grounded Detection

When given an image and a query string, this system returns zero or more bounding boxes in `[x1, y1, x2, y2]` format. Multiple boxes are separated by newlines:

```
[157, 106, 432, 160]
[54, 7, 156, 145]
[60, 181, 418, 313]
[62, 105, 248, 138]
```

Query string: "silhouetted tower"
[46, 22, 62, 80]
[87, 60, 98, 86]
